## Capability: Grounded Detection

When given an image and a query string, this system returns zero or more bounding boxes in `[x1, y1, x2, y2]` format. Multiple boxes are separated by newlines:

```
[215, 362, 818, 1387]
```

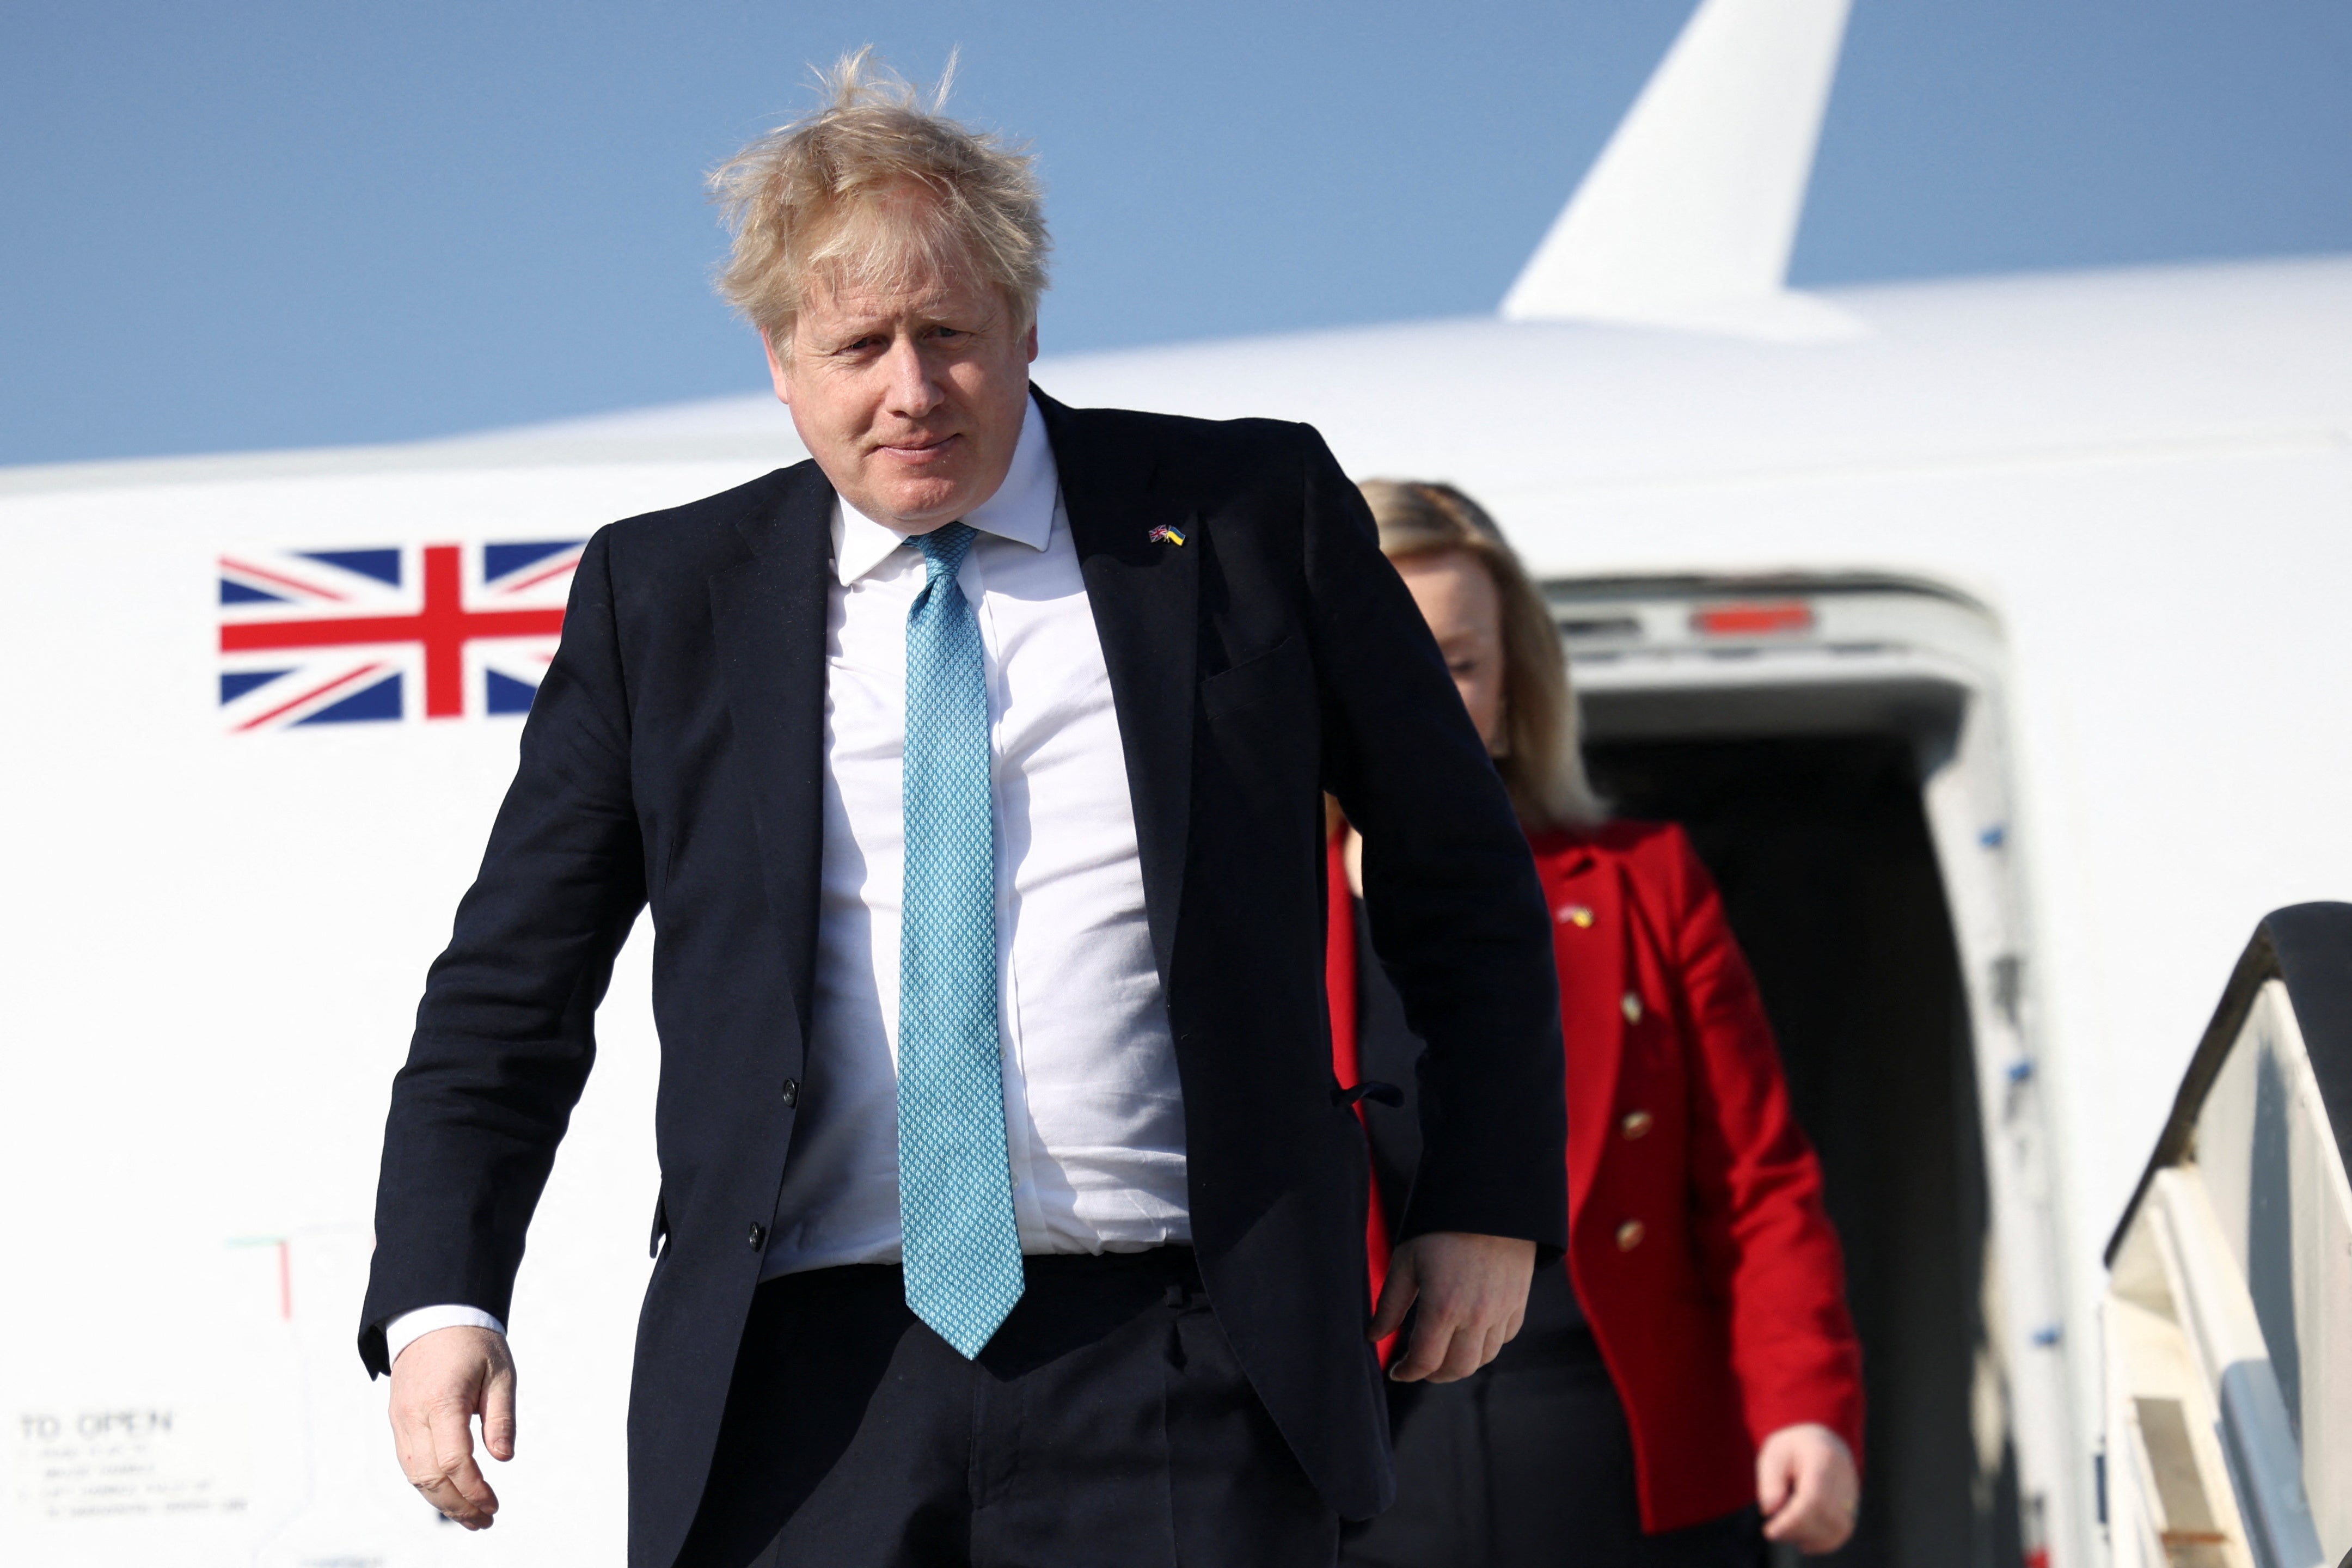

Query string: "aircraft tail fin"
[1501, 0, 1860, 340]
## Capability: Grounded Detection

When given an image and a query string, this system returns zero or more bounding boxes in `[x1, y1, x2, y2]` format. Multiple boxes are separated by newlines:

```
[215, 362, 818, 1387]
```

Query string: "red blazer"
[1328, 819, 1865, 1532]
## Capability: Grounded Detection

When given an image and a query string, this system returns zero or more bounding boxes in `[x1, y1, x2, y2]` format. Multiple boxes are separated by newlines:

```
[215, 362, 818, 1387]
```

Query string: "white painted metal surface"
[1500, 0, 1858, 339]
[2108, 1172, 2269, 1568]
[2104, 979, 2342, 1568]
[2181, 984, 2352, 1563]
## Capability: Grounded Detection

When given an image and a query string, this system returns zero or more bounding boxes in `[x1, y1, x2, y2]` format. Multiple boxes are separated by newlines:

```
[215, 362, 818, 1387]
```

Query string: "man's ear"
[1021, 318, 1039, 365]
[761, 329, 792, 406]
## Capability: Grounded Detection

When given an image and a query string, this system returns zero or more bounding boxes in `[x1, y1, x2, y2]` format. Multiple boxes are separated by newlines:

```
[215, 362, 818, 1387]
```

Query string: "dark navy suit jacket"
[358, 390, 1567, 1568]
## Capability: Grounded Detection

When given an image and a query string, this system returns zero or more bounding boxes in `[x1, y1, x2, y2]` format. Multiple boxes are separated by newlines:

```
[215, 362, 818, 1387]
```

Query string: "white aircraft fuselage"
[4, 0, 2346, 1562]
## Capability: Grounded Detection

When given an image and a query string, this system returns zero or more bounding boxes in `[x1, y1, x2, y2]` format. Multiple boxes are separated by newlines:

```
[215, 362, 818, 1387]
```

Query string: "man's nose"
[879, 335, 945, 418]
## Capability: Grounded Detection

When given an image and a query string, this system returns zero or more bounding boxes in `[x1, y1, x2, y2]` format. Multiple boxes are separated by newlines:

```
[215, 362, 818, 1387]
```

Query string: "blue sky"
[4, 1, 2348, 467]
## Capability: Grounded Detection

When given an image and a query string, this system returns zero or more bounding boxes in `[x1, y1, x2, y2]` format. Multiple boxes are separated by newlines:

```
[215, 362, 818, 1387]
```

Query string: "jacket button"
[1620, 1110, 1654, 1140]
[748, 1222, 766, 1251]
[780, 1078, 800, 1107]
[1621, 993, 1644, 1024]
[1615, 1219, 1645, 1252]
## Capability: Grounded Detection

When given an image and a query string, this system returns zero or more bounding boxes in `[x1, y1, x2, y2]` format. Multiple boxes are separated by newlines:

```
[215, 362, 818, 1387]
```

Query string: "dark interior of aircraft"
[1584, 730, 2026, 1568]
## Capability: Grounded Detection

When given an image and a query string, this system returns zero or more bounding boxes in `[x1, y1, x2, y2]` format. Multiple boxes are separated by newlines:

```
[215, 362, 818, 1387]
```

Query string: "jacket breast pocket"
[1197, 634, 1316, 836]
[1198, 633, 1307, 713]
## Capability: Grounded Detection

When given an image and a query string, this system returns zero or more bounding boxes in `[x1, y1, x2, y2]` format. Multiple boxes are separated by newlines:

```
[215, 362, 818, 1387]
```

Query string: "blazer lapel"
[1036, 389, 1199, 990]
[708, 464, 836, 1043]
[1552, 847, 1628, 1224]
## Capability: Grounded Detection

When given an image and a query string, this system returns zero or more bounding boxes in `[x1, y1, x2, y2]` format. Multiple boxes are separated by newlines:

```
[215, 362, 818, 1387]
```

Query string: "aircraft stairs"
[2104, 905, 2352, 1568]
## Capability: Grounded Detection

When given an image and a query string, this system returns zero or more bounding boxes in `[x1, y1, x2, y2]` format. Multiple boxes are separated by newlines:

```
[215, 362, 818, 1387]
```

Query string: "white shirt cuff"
[384, 1304, 507, 1367]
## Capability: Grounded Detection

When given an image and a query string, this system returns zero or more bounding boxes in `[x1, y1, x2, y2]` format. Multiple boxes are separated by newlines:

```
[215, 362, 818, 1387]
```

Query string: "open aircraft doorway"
[1554, 575, 2073, 1568]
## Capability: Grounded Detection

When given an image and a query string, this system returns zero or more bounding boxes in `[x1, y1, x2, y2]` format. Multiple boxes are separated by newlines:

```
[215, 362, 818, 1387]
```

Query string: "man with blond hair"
[358, 56, 1567, 1568]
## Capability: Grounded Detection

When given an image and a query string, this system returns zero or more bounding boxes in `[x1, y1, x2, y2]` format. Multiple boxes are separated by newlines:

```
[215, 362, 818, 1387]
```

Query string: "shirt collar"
[832, 392, 1056, 585]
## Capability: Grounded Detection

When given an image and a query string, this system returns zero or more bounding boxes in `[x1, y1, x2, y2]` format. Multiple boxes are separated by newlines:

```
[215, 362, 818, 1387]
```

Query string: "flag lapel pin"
[1148, 524, 1187, 547]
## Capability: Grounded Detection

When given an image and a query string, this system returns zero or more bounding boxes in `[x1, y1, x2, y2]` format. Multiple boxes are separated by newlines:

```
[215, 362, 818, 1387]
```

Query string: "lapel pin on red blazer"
[1147, 524, 1186, 547]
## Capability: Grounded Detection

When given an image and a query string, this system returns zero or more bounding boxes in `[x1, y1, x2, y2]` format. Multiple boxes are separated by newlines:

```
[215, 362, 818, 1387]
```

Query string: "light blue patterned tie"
[897, 522, 1024, 1358]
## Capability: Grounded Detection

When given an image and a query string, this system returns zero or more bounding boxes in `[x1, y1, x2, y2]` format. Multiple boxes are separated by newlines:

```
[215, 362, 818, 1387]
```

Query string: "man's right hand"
[388, 1325, 516, 1529]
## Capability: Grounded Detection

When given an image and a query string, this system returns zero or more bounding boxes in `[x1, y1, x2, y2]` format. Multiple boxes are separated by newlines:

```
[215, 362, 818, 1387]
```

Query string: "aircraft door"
[2102, 904, 2352, 1568]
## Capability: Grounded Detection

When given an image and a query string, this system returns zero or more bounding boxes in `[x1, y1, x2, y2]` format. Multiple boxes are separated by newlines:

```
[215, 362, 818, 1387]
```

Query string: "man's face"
[767, 260, 1038, 535]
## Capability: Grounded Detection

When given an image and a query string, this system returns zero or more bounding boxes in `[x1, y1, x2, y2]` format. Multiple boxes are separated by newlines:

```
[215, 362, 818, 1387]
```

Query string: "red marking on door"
[1691, 602, 1813, 636]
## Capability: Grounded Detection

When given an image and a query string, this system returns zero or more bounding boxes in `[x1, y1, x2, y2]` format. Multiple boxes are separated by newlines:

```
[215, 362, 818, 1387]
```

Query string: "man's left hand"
[1757, 1422, 1860, 1553]
[1370, 1231, 1535, 1383]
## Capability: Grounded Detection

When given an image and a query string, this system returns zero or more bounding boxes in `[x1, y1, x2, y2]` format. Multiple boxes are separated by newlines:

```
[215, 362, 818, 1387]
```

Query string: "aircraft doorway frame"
[1546, 573, 2090, 1568]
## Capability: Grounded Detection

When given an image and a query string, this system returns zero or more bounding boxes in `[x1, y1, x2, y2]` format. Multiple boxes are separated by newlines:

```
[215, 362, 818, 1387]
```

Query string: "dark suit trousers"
[1339, 1267, 1761, 1568]
[673, 1247, 1338, 1568]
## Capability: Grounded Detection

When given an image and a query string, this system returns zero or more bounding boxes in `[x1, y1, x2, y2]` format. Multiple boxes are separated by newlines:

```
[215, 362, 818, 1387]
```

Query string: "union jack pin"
[1148, 524, 1187, 547]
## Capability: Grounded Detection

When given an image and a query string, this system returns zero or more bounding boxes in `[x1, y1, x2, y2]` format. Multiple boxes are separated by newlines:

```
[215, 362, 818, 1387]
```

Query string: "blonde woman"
[1331, 482, 1865, 1567]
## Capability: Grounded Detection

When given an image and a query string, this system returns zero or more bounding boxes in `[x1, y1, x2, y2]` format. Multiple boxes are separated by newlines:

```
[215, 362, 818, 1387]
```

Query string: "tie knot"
[913, 522, 978, 580]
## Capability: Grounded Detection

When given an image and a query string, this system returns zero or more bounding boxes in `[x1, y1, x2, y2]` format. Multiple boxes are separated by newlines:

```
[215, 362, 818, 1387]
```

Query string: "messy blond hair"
[1359, 480, 1607, 831]
[709, 50, 1050, 345]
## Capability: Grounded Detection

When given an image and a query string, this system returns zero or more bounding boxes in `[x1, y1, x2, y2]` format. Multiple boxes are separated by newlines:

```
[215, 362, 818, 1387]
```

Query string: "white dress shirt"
[767, 394, 1188, 1275]
[384, 396, 1187, 1365]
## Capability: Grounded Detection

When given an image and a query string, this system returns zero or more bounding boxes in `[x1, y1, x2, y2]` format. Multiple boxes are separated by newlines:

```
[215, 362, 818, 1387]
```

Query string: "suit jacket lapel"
[708, 464, 836, 1045]
[1036, 389, 1199, 990]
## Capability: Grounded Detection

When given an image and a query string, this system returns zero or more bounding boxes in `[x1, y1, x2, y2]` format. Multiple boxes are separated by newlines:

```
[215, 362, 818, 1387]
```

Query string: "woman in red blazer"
[1336, 482, 1865, 1568]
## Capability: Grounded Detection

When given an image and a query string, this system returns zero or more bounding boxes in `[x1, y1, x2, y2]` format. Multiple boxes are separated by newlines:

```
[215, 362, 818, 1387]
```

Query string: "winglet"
[1500, 0, 1861, 341]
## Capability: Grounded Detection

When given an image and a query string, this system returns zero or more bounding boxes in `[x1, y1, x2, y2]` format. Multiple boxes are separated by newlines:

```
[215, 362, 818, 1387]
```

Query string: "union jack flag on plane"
[217, 541, 583, 732]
